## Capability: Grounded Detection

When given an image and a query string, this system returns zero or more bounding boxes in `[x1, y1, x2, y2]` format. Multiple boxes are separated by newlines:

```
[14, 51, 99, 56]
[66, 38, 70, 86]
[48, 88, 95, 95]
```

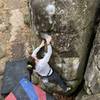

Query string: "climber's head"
[27, 56, 36, 69]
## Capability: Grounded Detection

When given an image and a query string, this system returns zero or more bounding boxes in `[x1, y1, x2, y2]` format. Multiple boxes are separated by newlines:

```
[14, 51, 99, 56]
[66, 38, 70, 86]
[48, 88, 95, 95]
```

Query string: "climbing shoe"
[64, 86, 71, 93]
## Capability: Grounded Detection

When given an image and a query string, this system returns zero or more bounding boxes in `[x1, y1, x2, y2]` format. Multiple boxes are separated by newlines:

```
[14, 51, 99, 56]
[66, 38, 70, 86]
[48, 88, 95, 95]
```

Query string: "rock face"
[0, 0, 33, 70]
[84, 23, 100, 95]
[30, 0, 100, 94]
[0, 0, 33, 98]
[76, 94, 100, 100]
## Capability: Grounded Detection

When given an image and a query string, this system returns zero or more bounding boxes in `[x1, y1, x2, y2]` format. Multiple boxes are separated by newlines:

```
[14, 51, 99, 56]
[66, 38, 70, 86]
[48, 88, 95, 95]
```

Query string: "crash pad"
[1, 58, 30, 95]
[5, 78, 38, 100]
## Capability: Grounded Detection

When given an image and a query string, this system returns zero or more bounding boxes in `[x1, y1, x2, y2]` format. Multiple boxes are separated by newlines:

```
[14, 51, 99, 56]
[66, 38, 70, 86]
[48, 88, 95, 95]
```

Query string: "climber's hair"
[27, 56, 35, 69]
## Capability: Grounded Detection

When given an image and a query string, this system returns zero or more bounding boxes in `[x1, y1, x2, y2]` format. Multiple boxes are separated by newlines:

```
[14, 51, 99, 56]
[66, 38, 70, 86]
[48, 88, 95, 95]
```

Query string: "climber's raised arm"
[41, 35, 52, 62]
[42, 44, 52, 63]
[31, 40, 45, 58]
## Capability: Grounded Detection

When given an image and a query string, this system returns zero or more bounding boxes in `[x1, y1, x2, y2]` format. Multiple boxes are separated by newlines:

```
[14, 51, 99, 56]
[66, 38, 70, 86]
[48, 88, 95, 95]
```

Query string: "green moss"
[24, 14, 31, 27]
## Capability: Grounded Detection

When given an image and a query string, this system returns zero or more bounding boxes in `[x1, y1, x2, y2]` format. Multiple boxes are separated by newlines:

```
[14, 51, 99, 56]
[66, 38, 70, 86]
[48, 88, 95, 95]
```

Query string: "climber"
[28, 34, 71, 92]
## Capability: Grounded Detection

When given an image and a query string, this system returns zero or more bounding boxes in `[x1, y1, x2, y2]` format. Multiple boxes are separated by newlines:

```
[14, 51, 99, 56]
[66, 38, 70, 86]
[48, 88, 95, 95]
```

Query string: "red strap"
[34, 85, 46, 100]
[5, 92, 16, 100]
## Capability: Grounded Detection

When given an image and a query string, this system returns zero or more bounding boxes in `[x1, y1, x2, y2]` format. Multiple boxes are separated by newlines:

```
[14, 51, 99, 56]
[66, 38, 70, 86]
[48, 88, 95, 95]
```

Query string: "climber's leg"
[47, 70, 67, 91]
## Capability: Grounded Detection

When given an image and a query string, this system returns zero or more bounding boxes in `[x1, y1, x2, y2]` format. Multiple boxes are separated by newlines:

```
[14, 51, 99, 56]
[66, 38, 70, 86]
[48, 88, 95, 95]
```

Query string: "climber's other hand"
[46, 35, 52, 45]
[40, 40, 45, 47]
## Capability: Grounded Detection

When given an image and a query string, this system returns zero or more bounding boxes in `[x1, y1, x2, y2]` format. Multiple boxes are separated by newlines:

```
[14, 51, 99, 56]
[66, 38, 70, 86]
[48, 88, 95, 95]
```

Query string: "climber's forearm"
[42, 44, 52, 62]
[31, 46, 41, 57]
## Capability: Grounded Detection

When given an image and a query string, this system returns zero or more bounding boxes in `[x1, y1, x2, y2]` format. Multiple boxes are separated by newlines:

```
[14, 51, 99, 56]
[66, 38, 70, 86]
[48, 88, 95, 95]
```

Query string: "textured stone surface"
[0, 32, 9, 59]
[75, 88, 88, 100]
[30, 0, 100, 94]
[0, 0, 33, 97]
[0, 76, 4, 100]
[0, 0, 100, 98]
[0, 57, 8, 75]
[84, 23, 100, 95]
[79, 94, 100, 100]
[0, 0, 10, 87]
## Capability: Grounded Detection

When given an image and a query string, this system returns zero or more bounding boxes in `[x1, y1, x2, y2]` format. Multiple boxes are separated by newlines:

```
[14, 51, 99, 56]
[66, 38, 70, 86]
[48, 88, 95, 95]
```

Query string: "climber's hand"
[40, 40, 45, 47]
[46, 35, 52, 45]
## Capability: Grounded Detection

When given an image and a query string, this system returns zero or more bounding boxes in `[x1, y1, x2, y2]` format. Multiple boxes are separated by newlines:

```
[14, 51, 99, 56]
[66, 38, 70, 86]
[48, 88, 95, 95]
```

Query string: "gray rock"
[75, 89, 87, 100]
[30, 0, 100, 94]
[84, 23, 100, 95]
[0, 75, 4, 100]
[0, 47, 5, 59]
[7, 8, 33, 61]
[80, 94, 100, 100]
[0, 75, 3, 91]
[0, 57, 8, 75]
[0, 0, 33, 96]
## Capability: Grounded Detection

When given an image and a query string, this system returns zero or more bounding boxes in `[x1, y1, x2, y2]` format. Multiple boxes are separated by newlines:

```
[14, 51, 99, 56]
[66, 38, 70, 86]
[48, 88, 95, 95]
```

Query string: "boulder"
[75, 89, 87, 100]
[0, 57, 8, 75]
[4, 0, 33, 61]
[0, 76, 4, 100]
[0, 32, 9, 75]
[78, 94, 100, 100]
[30, 0, 100, 94]
[0, 47, 5, 59]
[84, 23, 100, 95]
[0, 0, 33, 96]
[0, 32, 10, 59]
